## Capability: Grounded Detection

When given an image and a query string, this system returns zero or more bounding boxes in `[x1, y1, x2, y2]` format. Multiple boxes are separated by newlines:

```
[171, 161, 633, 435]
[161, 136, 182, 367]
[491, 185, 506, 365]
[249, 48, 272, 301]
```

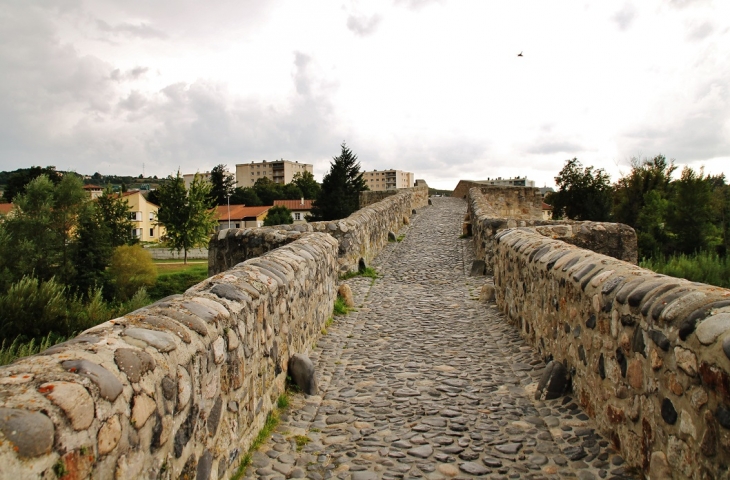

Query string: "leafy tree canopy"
[156, 171, 217, 263]
[263, 205, 294, 226]
[549, 158, 612, 221]
[292, 171, 321, 199]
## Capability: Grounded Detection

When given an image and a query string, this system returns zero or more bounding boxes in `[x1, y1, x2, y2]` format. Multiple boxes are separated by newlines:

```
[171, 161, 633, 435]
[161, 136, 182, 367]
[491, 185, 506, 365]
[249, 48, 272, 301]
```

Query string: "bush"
[640, 251, 730, 288]
[0, 276, 69, 340]
[0, 333, 65, 366]
[108, 245, 158, 301]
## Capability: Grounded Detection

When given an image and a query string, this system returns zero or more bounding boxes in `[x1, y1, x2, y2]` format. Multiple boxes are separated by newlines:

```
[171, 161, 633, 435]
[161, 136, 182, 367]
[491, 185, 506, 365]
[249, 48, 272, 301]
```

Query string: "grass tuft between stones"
[333, 296, 351, 316]
[339, 266, 378, 280]
[231, 393, 289, 480]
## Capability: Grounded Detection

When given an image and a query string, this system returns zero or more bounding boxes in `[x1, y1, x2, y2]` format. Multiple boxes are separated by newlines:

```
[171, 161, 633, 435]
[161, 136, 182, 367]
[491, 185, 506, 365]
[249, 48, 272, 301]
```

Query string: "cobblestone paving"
[243, 197, 637, 479]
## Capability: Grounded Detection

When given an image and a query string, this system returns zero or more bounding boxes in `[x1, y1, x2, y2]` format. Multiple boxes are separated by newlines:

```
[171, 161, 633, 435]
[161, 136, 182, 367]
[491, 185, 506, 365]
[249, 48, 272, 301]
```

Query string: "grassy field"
[147, 261, 209, 299]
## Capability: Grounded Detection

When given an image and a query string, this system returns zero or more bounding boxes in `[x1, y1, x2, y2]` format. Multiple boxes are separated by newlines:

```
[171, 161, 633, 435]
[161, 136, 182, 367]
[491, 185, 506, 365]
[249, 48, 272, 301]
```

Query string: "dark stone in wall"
[616, 349, 627, 377]
[716, 405, 730, 430]
[586, 315, 596, 329]
[632, 327, 646, 357]
[648, 330, 670, 351]
[598, 354, 605, 379]
[661, 398, 677, 425]
[197, 450, 213, 480]
[208, 396, 223, 436]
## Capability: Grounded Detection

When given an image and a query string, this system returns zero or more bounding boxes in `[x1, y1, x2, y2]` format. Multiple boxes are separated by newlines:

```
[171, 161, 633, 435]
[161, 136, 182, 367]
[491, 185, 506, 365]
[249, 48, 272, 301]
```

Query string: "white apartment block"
[235, 160, 313, 187]
[362, 169, 415, 191]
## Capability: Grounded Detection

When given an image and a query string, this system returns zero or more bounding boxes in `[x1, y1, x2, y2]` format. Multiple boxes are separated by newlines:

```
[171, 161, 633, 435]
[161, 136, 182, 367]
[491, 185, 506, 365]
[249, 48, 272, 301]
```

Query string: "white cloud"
[0, 0, 728, 190]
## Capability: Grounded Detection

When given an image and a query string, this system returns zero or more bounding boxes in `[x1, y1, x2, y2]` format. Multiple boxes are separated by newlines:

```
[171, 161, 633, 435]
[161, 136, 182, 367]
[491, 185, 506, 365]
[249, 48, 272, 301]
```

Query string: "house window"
[294, 212, 301, 220]
[149, 212, 155, 221]
[150, 228, 154, 237]
[131, 228, 142, 238]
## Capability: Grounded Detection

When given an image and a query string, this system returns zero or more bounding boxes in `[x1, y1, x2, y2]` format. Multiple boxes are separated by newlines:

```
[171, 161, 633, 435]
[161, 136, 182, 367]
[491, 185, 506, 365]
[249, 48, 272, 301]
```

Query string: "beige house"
[122, 190, 165, 242]
[273, 199, 314, 224]
[83, 184, 104, 199]
[215, 205, 270, 230]
[362, 169, 414, 191]
[236, 160, 313, 187]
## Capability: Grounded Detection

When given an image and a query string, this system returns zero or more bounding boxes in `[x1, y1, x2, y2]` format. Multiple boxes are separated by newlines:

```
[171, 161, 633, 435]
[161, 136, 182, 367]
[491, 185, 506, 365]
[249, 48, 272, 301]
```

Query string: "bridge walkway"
[244, 197, 635, 479]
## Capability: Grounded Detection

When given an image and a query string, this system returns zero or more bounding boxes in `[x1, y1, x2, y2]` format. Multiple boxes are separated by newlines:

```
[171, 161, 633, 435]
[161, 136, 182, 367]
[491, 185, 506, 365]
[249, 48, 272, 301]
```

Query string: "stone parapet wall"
[466, 184, 729, 477]
[468, 187, 637, 274]
[0, 233, 339, 479]
[359, 190, 397, 208]
[491, 228, 730, 478]
[209, 185, 429, 275]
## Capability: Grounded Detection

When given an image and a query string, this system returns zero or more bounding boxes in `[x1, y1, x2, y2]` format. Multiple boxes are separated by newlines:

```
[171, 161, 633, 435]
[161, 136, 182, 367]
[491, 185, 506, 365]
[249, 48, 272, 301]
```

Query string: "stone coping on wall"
[461, 176, 730, 479]
[0, 233, 339, 479]
[209, 185, 429, 275]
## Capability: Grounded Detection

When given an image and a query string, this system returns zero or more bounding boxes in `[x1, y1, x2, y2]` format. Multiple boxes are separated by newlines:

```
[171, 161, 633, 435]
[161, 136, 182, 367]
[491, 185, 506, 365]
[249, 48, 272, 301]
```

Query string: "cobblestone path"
[244, 197, 637, 480]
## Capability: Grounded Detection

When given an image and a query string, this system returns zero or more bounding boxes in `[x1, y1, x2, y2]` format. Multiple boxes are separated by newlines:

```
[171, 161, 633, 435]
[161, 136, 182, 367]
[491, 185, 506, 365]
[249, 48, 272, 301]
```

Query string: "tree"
[264, 205, 294, 226]
[51, 174, 88, 280]
[230, 186, 262, 206]
[613, 155, 676, 228]
[1, 175, 61, 283]
[2, 166, 61, 203]
[292, 171, 321, 199]
[107, 245, 157, 301]
[281, 183, 304, 200]
[156, 171, 217, 264]
[550, 158, 612, 221]
[97, 185, 136, 247]
[70, 203, 112, 295]
[309, 142, 368, 221]
[666, 167, 719, 255]
[253, 177, 282, 205]
[208, 164, 236, 206]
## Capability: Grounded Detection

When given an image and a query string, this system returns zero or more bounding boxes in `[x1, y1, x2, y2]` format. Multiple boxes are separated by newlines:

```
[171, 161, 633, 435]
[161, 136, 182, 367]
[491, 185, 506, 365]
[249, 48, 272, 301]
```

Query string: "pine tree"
[208, 164, 236, 206]
[309, 143, 368, 221]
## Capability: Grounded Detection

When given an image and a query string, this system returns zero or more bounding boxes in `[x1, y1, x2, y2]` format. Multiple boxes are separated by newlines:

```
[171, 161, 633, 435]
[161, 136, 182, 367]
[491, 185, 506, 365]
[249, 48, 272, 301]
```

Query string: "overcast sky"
[1, 0, 728, 190]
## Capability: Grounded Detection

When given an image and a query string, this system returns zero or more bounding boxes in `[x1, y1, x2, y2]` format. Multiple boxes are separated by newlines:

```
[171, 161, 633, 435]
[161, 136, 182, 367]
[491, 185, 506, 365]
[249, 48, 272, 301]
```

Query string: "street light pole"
[227, 193, 231, 229]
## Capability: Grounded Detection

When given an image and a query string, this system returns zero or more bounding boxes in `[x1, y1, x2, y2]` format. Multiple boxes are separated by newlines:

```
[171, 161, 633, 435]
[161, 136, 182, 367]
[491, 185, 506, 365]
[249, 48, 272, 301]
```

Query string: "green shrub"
[0, 276, 68, 340]
[340, 266, 378, 280]
[640, 251, 730, 288]
[108, 245, 157, 301]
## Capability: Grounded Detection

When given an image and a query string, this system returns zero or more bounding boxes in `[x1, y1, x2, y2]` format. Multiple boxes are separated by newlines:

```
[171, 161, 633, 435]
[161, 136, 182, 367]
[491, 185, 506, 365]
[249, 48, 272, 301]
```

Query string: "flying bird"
[517, 51, 523, 57]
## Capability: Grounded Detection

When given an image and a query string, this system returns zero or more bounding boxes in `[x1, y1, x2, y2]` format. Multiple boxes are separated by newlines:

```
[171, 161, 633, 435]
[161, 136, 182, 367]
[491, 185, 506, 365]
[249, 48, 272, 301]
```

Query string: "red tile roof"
[215, 205, 270, 220]
[542, 202, 553, 211]
[273, 199, 314, 210]
[0, 203, 13, 215]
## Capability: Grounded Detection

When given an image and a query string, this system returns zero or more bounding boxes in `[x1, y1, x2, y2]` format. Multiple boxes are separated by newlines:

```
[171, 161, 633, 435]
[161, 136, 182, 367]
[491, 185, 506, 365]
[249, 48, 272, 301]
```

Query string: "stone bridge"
[1, 185, 729, 480]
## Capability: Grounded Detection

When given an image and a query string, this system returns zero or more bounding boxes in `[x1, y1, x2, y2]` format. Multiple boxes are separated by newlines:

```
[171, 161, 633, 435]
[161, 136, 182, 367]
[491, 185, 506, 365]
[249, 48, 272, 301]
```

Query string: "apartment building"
[235, 160, 313, 187]
[362, 169, 415, 191]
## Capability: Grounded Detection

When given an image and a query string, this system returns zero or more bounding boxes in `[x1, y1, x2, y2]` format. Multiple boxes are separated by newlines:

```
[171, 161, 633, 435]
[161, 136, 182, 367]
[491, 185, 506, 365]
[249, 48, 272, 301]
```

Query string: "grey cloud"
[686, 20, 714, 41]
[111, 66, 149, 81]
[612, 3, 637, 31]
[618, 78, 730, 162]
[346, 14, 383, 37]
[668, 0, 711, 8]
[96, 19, 168, 39]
